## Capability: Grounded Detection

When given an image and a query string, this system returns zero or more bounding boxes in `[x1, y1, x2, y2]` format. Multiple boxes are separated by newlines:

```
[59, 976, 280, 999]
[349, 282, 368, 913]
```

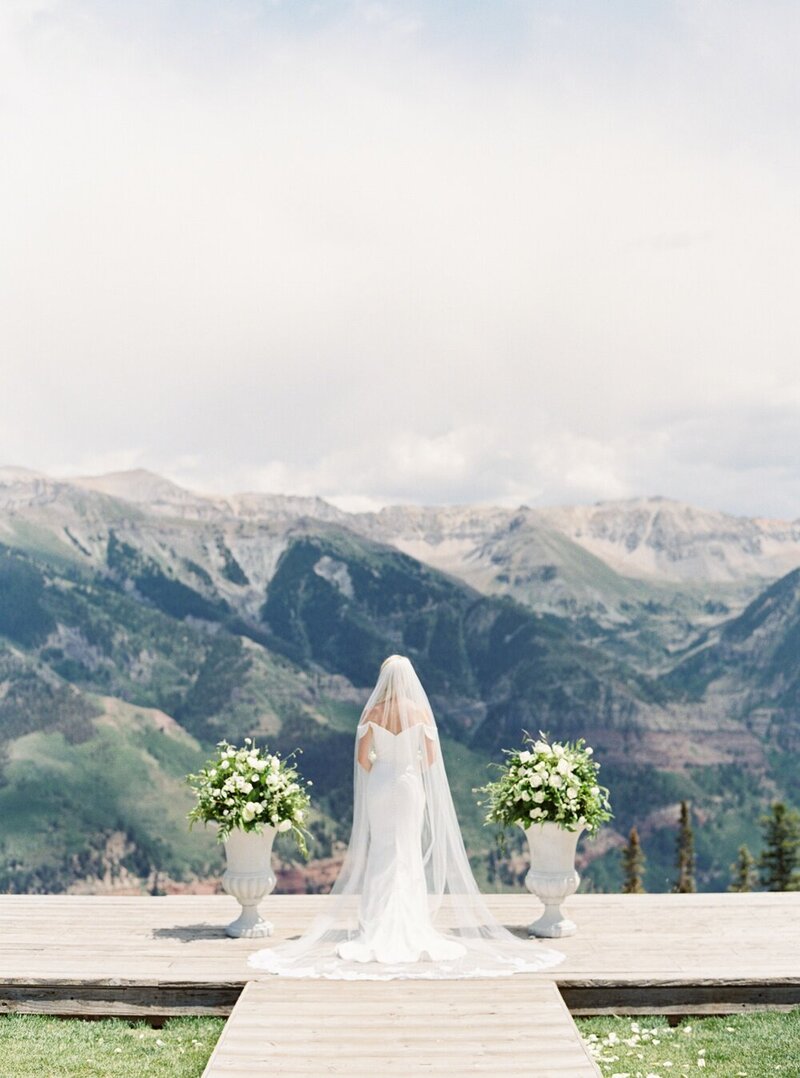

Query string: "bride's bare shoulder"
[412, 705, 435, 728]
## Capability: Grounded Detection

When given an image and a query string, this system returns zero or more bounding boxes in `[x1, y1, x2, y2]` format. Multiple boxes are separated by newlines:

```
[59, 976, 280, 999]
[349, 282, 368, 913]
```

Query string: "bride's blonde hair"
[380, 654, 406, 670]
[372, 655, 410, 707]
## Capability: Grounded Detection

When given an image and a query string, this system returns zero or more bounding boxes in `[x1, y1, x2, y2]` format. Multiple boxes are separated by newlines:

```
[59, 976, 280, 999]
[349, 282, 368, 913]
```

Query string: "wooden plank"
[561, 981, 800, 1015]
[0, 893, 798, 1017]
[0, 984, 241, 1019]
[202, 979, 601, 1078]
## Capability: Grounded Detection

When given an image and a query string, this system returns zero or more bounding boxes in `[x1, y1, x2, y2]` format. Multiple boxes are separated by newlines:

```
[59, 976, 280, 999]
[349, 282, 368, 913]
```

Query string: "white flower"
[533, 740, 548, 754]
[254, 759, 268, 772]
[552, 744, 565, 757]
[556, 757, 571, 775]
[585, 746, 593, 755]
[296, 811, 305, 821]
[277, 819, 292, 832]
[521, 791, 531, 802]
[519, 750, 532, 763]
[241, 782, 253, 794]
[566, 788, 578, 800]
[241, 804, 256, 822]
[270, 758, 280, 771]
[591, 785, 600, 796]
[533, 791, 545, 804]
[209, 769, 217, 778]
[549, 774, 563, 788]
[530, 807, 544, 819]
[530, 773, 543, 788]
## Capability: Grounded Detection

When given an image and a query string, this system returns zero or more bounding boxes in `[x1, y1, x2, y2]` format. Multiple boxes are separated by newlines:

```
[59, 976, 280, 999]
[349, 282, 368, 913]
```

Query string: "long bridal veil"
[248, 655, 564, 979]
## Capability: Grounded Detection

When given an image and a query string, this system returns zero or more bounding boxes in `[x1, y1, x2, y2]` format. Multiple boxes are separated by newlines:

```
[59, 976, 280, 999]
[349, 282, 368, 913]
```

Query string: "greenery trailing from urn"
[187, 739, 312, 855]
[673, 799, 696, 893]
[476, 732, 612, 837]
[621, 825, 647, 893]
[758, 802, 800, 891]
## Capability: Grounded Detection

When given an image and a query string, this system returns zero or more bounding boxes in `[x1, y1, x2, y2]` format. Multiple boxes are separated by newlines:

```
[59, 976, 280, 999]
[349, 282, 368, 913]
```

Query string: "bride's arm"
[356, 723, 374, 772]
[421, 717, 437, 767]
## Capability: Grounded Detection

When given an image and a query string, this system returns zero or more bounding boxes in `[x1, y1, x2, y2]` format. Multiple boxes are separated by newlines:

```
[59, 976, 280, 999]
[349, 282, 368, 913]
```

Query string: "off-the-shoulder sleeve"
[422, 723, 438, 740]
[357, 723, 371, 739]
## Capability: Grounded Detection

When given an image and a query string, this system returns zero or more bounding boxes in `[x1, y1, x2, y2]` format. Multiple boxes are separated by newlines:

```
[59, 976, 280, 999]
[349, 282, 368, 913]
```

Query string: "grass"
[576, 1010, 800, 1077]
[1, 1010, 798, 1077]
[0, 1015, 225, 1078]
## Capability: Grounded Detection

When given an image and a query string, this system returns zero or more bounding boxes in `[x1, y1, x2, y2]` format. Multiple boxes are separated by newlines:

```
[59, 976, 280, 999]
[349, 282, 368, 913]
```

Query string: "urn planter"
[524, 821, 583, 938]
[222, 826, 277, 939]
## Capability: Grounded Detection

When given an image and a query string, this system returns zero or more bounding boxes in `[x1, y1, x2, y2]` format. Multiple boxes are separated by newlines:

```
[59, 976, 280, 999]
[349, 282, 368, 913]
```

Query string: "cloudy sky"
[2, 1, 799, 516]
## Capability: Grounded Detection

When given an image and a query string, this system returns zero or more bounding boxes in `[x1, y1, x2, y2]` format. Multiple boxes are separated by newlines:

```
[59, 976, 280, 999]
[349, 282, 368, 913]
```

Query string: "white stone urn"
[523, 821, 583, 938]
[222, 826, 277, 939]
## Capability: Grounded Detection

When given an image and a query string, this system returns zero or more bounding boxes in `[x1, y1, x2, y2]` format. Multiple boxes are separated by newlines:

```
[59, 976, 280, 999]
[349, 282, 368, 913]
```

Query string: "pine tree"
[758, 802, 800, 891]
[621, 826, 646, 893]
[728, 844, 757, 893]
[674, 800, 696, 893]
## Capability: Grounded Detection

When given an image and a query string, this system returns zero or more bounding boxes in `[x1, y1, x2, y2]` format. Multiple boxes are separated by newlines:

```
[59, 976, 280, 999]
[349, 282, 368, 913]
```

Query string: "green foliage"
[182, 558, 213, 587]
[175, 634, 252, 740]
[187, 739, 311, 853]
[262, 536, 652, 759]
[2, 510, 800, 896]
[621, 825, 646, 893]
[0, 650, 100, 744]
[0, 547, 55, 646]
[0, 718, 218, 893]
[477, 733, 612, 836]
[0, 1015, 224, 1078]
[217, 538, 249, 585]
[674, 799, 696, 893]
[759, 802, 800, 891]
[107, 532, 228, 623]
[270, 710, 356, 838]
[729, 844, 757, 892]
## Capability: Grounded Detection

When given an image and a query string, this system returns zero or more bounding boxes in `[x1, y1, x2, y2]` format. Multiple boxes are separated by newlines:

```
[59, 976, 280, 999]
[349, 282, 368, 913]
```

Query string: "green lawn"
[2, 1010, 799, 1077]
[577, 1010, 800, 1077]
[0, 1015, 225, 1078]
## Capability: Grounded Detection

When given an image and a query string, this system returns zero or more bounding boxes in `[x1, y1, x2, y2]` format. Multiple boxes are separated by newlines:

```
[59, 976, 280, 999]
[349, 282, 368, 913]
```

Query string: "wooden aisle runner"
[202, 977, 600, 1077]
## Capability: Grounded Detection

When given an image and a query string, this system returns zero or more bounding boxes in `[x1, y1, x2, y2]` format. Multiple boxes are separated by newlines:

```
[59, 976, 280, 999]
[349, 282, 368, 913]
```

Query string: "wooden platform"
[202, 979, 600, 1077]
[2, 892, 798, 1076]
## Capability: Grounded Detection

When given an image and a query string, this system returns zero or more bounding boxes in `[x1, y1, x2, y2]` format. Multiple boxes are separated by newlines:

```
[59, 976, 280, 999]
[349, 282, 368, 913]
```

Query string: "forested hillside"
[1, 469, 798, 893]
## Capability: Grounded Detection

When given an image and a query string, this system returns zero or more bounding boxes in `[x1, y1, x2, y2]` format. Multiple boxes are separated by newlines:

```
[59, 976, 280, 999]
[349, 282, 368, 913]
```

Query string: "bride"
[248, 655, 564, 979]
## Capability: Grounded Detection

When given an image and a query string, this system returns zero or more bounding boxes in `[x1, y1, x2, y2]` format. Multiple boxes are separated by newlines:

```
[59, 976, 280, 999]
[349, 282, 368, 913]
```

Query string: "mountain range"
[1, 465, 798, 894]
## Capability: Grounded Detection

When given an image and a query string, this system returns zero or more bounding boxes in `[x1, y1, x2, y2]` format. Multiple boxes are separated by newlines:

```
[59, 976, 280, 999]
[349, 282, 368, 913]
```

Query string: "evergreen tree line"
[621, 801, 800, 894]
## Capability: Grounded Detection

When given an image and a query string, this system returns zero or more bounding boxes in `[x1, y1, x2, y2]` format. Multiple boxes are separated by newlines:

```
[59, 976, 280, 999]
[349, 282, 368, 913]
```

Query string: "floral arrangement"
[477, 732, 612, 836]
[187, 739, 312, 855]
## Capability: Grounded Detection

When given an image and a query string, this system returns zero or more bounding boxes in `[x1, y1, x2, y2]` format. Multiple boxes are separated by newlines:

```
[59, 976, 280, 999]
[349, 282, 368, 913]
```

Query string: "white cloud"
[1, 1, 798, 517]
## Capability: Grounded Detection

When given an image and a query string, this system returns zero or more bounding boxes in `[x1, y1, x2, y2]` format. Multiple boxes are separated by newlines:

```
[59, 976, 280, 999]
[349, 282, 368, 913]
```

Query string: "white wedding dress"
[248, 655, 564, 980]
[336, 721, 465, 964]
